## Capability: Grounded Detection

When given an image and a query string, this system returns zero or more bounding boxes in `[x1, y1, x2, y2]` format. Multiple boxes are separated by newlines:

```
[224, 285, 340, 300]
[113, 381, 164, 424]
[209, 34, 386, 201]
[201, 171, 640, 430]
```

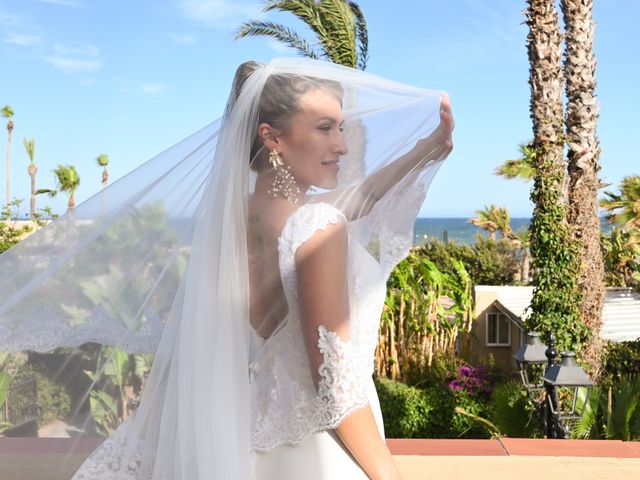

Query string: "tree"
[561, 0, 605, 378]
[508, 228, 532, 285]
[601, 228, 640, 288]
[37, 164, 80, 212]
[23, 138, 37, 220]
[600, 176, 640, 290]
[236, 0, 369, 70]
[524, 0, 585, 354]
[2, 105, 14, 206]
[494, 143, 536, 182]
[96, 153, 109, 190]
[600, 175, 640, 232]
[468, 205, 511, 240]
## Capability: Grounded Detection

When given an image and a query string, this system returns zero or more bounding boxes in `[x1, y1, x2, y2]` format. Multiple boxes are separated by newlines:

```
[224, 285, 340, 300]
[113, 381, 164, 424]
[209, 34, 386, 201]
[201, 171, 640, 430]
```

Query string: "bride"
[0, 58, 452, 479]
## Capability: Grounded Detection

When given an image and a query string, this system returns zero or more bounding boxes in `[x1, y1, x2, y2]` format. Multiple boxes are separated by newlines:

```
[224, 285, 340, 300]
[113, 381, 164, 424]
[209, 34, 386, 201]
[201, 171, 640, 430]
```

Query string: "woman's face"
[275, 88, 348, 190]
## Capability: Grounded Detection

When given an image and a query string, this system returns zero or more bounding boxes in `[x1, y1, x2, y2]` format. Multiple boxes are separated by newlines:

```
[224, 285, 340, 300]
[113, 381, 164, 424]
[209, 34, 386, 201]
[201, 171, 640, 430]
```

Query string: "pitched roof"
[475, 285, 640, 342]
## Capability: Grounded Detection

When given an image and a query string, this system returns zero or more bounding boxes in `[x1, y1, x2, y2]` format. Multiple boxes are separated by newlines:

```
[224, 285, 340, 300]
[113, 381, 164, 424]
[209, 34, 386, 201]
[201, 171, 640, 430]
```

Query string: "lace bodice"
[249, 202, 387, 451]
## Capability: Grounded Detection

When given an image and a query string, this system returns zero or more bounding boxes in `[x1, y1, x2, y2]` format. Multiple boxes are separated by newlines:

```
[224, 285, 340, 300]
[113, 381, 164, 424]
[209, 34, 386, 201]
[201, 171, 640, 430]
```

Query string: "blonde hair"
[232, 61, 344, 170]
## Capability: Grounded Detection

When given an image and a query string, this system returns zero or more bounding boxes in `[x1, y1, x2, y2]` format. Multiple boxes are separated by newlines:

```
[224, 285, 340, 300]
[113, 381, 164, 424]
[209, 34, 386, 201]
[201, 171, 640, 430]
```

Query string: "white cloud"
[115, 78, 169, 95]
[5, 33, 40, 46]
[178, 0, 259, 28]
[45, 43, 102, 73]
[45, 55, 102, 73]
[0, 12, 21, 27]
[53, 43, 99, 57]
[141, 83, 168, 94]
[169, 33, 198, 46]
[34, 0, 82, 7]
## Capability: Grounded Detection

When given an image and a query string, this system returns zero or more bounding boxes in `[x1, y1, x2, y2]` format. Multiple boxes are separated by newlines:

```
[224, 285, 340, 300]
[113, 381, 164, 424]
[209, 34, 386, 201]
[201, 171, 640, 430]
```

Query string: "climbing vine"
[527, 143, 589, 354]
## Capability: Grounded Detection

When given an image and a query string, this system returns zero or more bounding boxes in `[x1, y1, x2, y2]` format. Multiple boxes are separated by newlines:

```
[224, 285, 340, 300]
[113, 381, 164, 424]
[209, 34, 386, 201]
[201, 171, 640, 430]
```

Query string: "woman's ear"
[257, 123, 280, 151]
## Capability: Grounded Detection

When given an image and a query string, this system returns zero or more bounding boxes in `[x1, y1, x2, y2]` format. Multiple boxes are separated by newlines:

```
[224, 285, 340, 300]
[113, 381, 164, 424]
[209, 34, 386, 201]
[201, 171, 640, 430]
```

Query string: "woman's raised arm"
[317, 97, 454, 222]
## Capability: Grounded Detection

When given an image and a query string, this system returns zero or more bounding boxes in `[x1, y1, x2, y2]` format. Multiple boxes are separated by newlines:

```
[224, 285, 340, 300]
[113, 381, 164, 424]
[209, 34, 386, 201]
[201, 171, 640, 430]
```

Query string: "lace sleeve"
[314, 325, 370, 427]
[285, 202, 370, 429]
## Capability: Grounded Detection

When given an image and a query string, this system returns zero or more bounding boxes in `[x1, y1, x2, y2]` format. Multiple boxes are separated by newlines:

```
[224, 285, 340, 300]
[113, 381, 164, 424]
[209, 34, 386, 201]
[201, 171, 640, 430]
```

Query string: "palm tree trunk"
[28, 164, 37, 220]
[522, 247, 531, 284]
[525, 0, 581, 352]
[102, 168, 109, 190]
[5, 121, 12, 206]
[561, 0, 605, 379]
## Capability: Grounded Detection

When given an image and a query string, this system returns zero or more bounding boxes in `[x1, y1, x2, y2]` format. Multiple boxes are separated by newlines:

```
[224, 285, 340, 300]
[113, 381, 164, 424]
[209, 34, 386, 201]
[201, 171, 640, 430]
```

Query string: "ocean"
[413, 218, 612, 245]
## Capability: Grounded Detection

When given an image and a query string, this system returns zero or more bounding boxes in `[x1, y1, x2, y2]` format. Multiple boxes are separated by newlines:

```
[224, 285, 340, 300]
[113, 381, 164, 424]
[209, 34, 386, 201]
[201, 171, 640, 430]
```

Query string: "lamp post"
[513, 331, 594, 438]
[514, 332, 547, 392]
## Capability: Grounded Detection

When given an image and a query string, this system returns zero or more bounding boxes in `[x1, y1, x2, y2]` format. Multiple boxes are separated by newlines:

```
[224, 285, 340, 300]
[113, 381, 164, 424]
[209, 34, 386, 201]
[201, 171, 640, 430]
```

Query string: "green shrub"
[418, 237, 521, 286]
[12, 364, 71, 425]
[602, 340, 640, 384]
[489, 381, 543, 438]
[375, 376, 434, 438]
[374, 375, 492, 439]
[573, 375, 640, 441]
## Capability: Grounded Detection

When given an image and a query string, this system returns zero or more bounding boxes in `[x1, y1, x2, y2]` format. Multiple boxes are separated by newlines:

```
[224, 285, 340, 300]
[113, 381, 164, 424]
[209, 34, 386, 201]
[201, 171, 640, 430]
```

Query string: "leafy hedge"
[374, 362, 497, 439]
[417, 237, 521, 286]
[602, 340, 640, 384]
[12, 364, 71, 425]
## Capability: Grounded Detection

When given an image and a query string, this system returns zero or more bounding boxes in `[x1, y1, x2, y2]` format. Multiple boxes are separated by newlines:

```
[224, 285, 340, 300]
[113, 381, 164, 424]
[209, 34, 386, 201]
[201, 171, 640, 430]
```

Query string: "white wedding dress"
[249, 202, 387, 480]
[0, 57, 449, 479]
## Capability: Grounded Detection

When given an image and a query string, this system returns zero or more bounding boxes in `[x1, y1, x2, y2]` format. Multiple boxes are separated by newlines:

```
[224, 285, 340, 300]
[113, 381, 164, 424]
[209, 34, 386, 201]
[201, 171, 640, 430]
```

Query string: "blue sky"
[1, 0, 638, 218]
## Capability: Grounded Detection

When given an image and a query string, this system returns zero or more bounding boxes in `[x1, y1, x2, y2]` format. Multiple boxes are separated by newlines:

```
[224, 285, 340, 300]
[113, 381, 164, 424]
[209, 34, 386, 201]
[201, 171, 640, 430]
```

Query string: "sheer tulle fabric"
[0, 57, 448, 479]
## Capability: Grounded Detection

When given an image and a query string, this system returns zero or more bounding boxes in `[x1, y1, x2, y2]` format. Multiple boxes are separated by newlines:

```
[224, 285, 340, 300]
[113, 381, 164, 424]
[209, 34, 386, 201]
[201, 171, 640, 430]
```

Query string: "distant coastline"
[414, 217, 613, 245]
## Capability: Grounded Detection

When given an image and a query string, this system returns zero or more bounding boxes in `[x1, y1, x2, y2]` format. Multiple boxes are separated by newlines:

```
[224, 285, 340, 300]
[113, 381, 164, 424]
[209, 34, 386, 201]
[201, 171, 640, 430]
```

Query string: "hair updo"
[232, 60, 344, 170]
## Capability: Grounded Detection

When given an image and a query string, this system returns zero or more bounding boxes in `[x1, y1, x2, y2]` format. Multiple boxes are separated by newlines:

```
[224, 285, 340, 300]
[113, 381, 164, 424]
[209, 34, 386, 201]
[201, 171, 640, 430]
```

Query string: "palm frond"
[454, 406, 502, 438]
[35, 188, 57, 198]
[317, 0, 356, 67]
[1, 105, 14, 119]
[348, 1, 368, 69]
[96, 153, 109, 167]
[262, 0, 327, 40]
[23, 138, 35, 163]
[52, 164, 80, 193]
[572, 386, 603, 439]
[495, 158, 535, 181]
[236, 21, 320, 59]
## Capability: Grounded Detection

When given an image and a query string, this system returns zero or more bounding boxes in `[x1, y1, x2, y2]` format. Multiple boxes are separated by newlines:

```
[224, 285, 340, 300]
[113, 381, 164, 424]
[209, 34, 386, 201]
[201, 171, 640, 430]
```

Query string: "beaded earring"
[267, 149, 301, 204]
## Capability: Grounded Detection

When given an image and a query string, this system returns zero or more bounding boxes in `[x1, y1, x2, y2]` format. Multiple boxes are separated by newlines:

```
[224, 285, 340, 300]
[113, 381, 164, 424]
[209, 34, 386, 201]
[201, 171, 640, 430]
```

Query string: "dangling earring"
[267, 149, 301, 204]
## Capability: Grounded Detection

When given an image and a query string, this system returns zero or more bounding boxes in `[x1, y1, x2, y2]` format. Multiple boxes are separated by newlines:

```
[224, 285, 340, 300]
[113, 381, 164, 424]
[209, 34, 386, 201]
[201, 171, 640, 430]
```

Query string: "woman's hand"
[413, 95, 454, 166]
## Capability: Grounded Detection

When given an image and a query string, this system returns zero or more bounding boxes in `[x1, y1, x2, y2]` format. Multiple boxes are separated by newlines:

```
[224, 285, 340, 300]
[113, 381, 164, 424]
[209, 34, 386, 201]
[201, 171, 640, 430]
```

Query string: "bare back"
[247, 194, 298, 339]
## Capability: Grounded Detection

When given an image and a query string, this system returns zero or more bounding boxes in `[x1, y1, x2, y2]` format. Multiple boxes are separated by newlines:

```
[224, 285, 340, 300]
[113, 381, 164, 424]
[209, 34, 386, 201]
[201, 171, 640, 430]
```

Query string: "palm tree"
[601, 228, 640, 287]
[600, 175, 640, 232]
[37, 164, 80, 212]
[236, 0, 369, 70]
[561, 0, 605, 377]
[494, 206, 513, 239]
[2, 105, 14, 206]
[468, 205, 511, 240]
[494, 144, 536, 182]
[525, 0, 583, 354]
[508, 228, 532, 284]
[23, 138, 37, 220]
[96, 154, 109, 190]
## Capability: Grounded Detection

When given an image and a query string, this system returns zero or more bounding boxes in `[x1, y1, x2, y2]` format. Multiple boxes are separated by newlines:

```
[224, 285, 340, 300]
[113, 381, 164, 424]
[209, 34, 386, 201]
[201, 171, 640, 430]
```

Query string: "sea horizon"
[413, 217, 612, 245]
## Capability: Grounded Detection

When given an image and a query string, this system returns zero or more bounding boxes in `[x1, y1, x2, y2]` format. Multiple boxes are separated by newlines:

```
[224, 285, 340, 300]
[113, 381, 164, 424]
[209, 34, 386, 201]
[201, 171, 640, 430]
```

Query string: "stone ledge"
[1, 438, 639, 480]
[386, 438, 640, 458]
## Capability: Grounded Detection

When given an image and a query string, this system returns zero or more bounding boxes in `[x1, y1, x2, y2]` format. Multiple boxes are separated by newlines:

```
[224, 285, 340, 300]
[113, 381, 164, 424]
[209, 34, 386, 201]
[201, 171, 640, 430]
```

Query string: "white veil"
[0, 58, 450, 479]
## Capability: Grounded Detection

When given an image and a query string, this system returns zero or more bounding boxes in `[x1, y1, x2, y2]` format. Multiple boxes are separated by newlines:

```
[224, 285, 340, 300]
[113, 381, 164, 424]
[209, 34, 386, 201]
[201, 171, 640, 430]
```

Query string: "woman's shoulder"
[279, 202, 347, 253]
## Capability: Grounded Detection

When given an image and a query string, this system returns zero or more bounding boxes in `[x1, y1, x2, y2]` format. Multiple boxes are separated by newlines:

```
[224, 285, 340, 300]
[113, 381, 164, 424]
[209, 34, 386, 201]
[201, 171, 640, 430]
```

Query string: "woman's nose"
[335, 131, 348, 155]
